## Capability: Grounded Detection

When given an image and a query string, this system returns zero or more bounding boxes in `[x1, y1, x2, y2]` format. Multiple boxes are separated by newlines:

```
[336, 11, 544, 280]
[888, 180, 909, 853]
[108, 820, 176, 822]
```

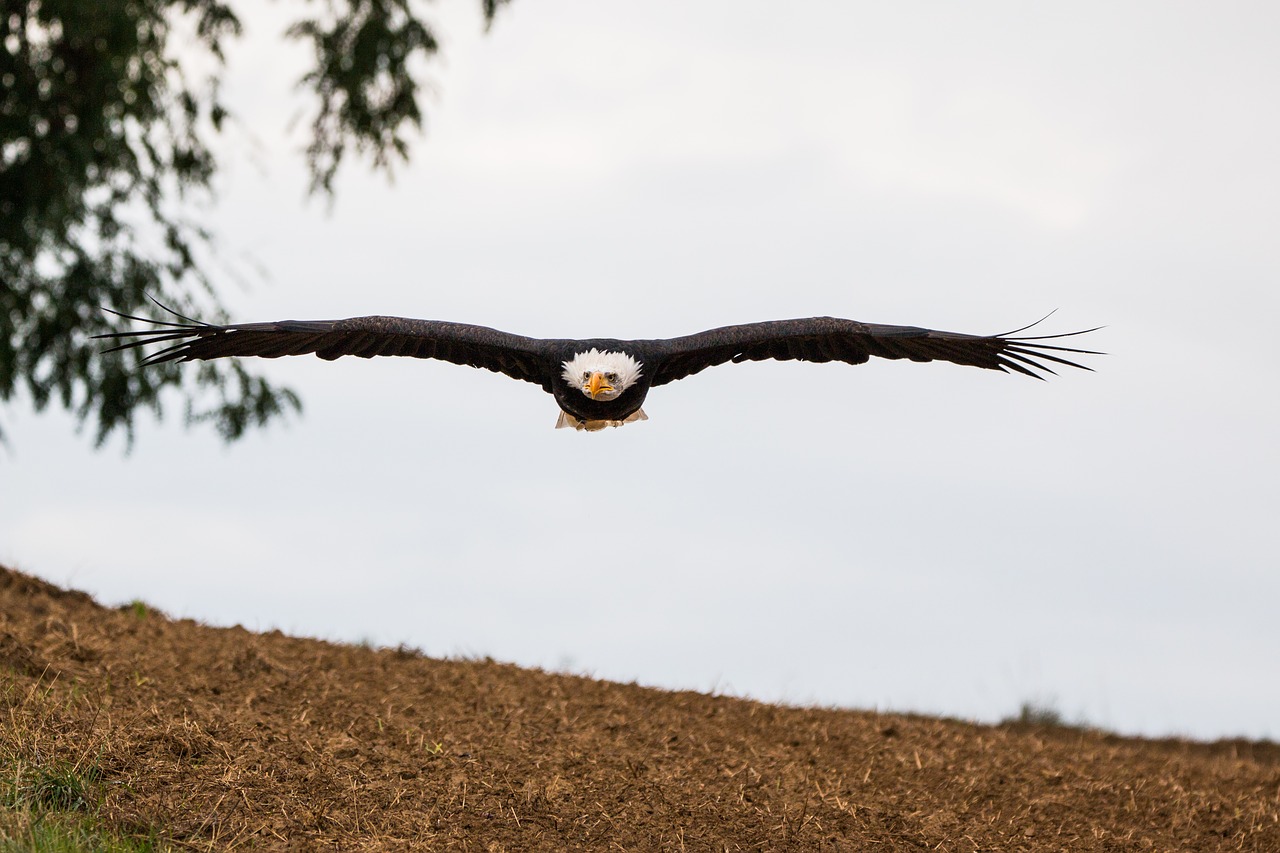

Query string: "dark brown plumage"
[97, 308, 1099, 429]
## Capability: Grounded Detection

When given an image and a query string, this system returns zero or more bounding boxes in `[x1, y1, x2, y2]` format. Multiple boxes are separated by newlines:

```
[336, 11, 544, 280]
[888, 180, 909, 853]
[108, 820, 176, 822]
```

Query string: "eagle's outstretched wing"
[649, 316, 1099, 386]
[96, 309, 555, 388]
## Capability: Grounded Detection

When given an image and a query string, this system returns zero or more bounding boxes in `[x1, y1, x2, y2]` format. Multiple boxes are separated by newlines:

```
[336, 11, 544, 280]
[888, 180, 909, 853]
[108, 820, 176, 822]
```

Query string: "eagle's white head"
[560, 348, 643, 401]
[556, 349, 647, 430]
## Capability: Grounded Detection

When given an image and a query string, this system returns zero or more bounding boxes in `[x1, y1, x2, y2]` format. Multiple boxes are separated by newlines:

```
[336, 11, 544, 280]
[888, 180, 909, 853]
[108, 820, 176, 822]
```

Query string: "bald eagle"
[98, 309, 1097, 430]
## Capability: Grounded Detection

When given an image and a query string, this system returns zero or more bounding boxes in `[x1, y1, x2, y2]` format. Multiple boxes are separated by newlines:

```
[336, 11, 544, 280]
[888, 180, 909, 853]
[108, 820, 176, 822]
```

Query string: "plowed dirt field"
[2, 563, 1276, 851]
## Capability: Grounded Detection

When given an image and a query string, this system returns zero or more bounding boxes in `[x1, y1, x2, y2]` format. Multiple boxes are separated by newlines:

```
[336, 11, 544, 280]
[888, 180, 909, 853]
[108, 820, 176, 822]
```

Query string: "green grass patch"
[0, 809, 162, 852]
[1, 759, 162, 852]
[1, 683, 167, 852]
[4, 762, 99, 813]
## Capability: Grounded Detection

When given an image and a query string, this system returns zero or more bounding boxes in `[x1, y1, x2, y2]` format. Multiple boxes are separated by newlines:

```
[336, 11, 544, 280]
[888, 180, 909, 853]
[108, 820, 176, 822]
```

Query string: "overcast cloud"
[3, 1, 1278, 740]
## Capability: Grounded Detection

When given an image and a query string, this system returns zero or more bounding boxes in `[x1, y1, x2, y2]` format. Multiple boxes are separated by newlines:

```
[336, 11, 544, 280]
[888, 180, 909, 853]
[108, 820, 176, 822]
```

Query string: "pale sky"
[3, 1, 1278, 740]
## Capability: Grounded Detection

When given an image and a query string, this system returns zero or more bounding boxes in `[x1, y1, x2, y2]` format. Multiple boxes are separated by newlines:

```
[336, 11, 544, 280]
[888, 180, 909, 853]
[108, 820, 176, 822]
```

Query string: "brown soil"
[1, 563, 1277, 851]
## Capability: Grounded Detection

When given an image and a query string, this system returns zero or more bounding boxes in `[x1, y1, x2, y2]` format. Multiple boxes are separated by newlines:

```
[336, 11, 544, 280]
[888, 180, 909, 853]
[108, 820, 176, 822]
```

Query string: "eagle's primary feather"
[97, 307, 1099, 429]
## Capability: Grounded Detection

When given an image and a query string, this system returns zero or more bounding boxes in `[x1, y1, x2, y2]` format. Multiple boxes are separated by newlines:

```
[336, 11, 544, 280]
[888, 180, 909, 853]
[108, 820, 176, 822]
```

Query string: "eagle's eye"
[581, 371, 590, 382]
[605, 372, 618, 383]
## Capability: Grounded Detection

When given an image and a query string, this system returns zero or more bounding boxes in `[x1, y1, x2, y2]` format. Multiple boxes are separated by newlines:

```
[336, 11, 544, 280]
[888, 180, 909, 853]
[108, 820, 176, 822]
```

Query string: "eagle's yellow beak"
[586, 372, 614, 400]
